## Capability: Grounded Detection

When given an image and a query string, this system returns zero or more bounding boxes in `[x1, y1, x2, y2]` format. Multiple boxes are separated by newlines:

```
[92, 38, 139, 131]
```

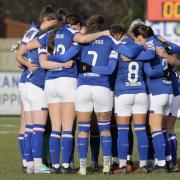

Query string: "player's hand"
[17, 63, 25, 69]
[121, 55, 131, 61]
[63, 60, 74, 68]
[102, 30, 111, 36]
[155, 46, 168, 58]
[27, 59, 38, 72]
[157, 35, 167, 42]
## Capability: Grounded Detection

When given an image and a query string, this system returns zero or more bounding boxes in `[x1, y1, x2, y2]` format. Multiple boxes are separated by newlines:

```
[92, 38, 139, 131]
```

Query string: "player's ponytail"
[85, 15, 107, 34]
[47, 8, 65, 55]
[39, 4, 58, 25]
[56, 8, 67, 23]
[132, 25, 154, 39]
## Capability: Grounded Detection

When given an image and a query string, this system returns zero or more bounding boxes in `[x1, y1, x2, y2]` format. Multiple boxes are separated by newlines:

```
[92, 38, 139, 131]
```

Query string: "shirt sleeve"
[117, 42, 144, 59]
[21, 27, 39, 45]
[48, 43, 81, 63]
[92, 50, 118, 75]
[144, 62, 163, 78]
[37, 31, 51, 47]
[38, 46, 47, 55]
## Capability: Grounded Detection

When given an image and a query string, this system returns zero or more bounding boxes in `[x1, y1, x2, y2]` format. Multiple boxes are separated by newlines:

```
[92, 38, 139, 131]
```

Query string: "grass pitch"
[0, 117, 180, 180]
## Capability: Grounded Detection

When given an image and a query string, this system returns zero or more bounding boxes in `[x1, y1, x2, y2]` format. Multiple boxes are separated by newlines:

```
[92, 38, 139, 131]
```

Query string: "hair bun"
[44, 4, 53, 12]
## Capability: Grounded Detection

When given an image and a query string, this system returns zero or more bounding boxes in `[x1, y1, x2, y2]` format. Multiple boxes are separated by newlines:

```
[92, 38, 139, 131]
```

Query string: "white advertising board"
[146, 21, 180, 46]
[0, 72, 21, 115]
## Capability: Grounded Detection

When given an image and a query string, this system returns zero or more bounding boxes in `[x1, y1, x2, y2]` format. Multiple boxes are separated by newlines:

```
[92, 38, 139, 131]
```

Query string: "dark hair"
[56, 8, 67, 23]
[132, 25, 154, 38]
[46, 7, 67, 55]
[85, 15, 106, 34]
[66, 13, 82, 26]
[39, 4, 58, 25]
[110, 24, 126, 36]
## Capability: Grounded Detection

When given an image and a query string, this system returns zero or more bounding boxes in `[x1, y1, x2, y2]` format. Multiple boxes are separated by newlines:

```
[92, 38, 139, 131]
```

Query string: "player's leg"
[61, 102, 76, 173]
[27, 83, 49, 173]
[166, 95, 179, 171]
[133, 93, 149, 173]
[76, 85, 92, 175]
[162, 94, 174, 171]
[23, 84, 34, 173]
[59, 77, 77, 173]
[44, 79, 62, 174]
[94, 86, 113, 175]
[114, 94, 132, 174]
[149, 94, 168, 172]
[146, 94, 155, 167]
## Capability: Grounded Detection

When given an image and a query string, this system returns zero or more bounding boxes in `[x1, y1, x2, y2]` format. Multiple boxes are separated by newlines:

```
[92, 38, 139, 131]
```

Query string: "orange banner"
[147, 0, 180, 21]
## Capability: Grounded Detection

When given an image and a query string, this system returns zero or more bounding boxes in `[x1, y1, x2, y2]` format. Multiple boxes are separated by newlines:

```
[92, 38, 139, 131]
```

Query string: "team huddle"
[13, 4, 180, 175]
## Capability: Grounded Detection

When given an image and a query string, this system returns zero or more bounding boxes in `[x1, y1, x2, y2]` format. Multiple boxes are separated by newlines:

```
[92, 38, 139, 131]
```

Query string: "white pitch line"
[0, 131, 17, 134]
[0, 124, 18, 128]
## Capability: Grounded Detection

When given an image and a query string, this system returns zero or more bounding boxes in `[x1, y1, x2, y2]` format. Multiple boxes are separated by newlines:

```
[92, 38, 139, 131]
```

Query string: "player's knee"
[100, 130, 111, 136]
[78, 122, 90, 138]
[96, 112, 111, 120]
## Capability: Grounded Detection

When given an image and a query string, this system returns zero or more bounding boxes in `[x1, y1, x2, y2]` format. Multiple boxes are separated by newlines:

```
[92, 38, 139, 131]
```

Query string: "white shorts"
[115, 93, 148, 116]
[45, 77, 77, 104]
[23, 82, 47, 111]
[19, 82, 26, 105]
[148, 94, 152, 112]
[150, 94, 174, 115]
[170, 95, 180, 117]
[75, 85, 113, 112]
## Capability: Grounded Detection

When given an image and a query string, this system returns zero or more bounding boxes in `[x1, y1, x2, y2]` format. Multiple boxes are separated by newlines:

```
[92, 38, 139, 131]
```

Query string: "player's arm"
[135, 50, 155, 61]
[48, 43, 81, 62]
[91, 50, 118, 75]
[39, 48, 73, 70]
[144, 62, 163, 78]
[156, 47, 176, 65]
[73, 30, 110, 43]
[156, 35, 180, 55]
[117, 43, 144, 59]
[16, 28, 40, 70]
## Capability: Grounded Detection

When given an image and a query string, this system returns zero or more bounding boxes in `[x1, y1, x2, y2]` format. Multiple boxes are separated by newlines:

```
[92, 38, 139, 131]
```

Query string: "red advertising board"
[147, 0, 180, 21]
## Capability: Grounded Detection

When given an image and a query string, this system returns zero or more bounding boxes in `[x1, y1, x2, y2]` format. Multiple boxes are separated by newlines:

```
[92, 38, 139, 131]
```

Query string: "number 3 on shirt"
[88, 51, 98, 66]
[128, 62, 139, 83]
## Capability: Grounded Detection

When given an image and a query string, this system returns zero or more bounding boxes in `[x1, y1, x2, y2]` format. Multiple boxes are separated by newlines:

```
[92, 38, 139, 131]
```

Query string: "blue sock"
[61, 131, 73, 167]
[162, 130, 171, 161]
[77, 122, 90, 168]
[152, 131, 166, 166]
[98, 120, 112, 166]
[18, 134, 26, 166]
[49, 131, 61, 168]
[134, 124, 148, 167]
[24, 125, 33, 163]
[32, 124, 45, 159]
[168, 132, 177, 166]
[117, 124, 129, 167]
